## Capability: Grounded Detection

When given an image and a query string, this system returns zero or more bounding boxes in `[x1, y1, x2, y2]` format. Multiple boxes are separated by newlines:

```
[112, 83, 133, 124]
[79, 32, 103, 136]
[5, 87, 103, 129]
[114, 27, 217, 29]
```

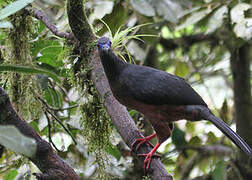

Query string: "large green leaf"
[105, 143, 121, 161]
[3, 169, 18, 180]
[0, 64, 61, 82]
[172, 126, 187, 148]
[93, 1, 114, 19]
[130, 0, 155, 17]
[213, 160, 227, 180]
[0, 0, 35, 20]
[231, 3, 252, 40]
[44, 87, 63, 108]
[31, 39, 64, 68]
[205, 5, 228, 34]
[151, 0, 182, 23]
[0, 125, 37, 157]
[99, 3, 127, 36]
[176, 8, 211, 31]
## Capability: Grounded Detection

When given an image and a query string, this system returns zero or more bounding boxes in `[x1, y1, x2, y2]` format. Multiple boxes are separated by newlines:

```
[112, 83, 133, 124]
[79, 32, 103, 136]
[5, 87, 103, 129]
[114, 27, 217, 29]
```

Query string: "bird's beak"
[101, 44, 110, 52]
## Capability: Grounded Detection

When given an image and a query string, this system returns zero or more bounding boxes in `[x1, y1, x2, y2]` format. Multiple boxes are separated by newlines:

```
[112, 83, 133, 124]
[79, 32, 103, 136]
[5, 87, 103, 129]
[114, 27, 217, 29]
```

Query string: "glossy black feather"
[117, 63, 207, 106]
[98, 43, 206, 107]
[97, 37, 252, 157]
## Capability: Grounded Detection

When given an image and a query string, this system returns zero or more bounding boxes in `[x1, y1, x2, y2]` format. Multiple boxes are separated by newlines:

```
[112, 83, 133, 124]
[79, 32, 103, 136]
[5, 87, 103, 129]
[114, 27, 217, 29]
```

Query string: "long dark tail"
[200, 109, 252, 157]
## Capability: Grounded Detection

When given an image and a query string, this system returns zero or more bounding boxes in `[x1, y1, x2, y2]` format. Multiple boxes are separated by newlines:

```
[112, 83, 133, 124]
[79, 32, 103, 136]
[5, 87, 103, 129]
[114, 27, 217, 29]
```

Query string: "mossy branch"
[66, 0, 173, 179]
[0, 87, 80, 179]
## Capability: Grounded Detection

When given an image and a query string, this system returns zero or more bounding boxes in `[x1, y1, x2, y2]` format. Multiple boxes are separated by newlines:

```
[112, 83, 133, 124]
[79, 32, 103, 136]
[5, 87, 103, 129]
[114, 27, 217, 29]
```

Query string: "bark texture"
[230, 43, 252, 179]
[0, 87, 80, 180]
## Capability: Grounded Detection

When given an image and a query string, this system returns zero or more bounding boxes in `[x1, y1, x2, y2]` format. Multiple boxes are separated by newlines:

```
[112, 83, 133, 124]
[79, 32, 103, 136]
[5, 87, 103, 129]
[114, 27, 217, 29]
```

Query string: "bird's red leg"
[138, 142, 161, 170]
[131, 133, 157, 151]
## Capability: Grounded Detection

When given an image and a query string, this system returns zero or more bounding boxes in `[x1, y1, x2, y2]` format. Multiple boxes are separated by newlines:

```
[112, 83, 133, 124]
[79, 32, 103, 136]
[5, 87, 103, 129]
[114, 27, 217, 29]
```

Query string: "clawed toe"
[131, 133, 157, 151]
[138, 153, 160, 170]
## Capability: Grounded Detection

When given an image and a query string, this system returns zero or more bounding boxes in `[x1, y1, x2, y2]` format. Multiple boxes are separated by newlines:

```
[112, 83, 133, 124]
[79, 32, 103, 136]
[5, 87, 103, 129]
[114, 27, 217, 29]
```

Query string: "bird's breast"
[112, 93, 195, 122]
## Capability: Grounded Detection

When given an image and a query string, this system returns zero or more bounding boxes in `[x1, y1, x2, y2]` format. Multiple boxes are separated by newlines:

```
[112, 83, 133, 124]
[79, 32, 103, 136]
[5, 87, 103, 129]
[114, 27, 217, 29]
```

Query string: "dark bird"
[97, 36, 252, 170]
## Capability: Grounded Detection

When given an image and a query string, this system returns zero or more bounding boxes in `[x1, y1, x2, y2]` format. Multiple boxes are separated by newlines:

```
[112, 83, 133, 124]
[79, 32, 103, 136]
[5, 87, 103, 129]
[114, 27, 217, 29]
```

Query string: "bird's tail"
[200, 109, 252, 157]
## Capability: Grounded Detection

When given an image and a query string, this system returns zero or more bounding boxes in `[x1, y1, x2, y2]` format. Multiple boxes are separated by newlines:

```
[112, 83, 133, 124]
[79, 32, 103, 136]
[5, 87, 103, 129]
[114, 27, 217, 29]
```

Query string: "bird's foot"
[138, 142, 161, 170]
[131, 133, 157, 151]
[138, 153, 160, 170]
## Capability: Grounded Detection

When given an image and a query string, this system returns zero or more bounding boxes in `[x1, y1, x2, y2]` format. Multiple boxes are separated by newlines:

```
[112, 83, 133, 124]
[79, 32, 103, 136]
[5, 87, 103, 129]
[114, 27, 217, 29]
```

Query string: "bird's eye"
[106, 41, 112, 47]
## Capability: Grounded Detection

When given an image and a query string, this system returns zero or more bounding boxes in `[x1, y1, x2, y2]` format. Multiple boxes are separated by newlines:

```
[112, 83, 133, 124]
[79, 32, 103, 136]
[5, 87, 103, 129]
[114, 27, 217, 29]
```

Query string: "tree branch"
[66, 0, 173, 179]
[178, 144, 233, 156]
[0, 87, 80, 180]
[25, 6, 74, 40]
[160, 33, 218, 51]
[178, 145, 233, 179]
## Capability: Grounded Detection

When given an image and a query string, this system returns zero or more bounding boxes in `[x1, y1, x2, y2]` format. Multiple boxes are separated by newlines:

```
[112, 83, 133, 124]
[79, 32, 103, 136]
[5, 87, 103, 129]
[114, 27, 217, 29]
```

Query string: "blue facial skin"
[98, 40, 111, 52]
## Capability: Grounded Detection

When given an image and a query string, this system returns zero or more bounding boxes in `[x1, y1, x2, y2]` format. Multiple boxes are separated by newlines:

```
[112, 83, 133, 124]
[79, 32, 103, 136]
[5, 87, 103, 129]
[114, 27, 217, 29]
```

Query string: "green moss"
[68, 40, 112, 179]
[80, 84, 112, 179]
[2, 10, 42, 121]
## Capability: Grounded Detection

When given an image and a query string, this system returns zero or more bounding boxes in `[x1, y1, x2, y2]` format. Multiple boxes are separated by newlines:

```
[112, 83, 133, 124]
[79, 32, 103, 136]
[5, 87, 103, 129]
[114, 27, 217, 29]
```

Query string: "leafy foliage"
[0, 0, 251, 179]
[0, 126, 36, 157]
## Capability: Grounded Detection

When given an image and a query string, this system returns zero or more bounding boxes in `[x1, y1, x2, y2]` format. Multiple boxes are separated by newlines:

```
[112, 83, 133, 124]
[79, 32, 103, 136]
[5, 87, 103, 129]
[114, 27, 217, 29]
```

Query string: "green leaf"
[129, 109, 138, 117]
[31, 39, 63, 67]
[231, 3, 252, 40]
[0, 125, 37, 157]
[100, 3, 127, 36]
[176, 8, 211, 31]
[93, 1, 114, 19]
[205, 5, 228, 34]
[172, 126, 186, 148]
[0, 21, 13, 28]
[44, 87, 63, 107]
[52, 132, 72, 151]
[231, 3, 251, 24]
[213, 160, 227, 180]
[206, 132, 218, 145]
[130, 0, 155, 17]
[188, 136, 202, 146]
[152, 0, 183, 23]
[29, 121, 39, 132]
[105, 143, 121, 161]
[185, 122, 195, 134]
[151, 0, 182, 23]
[3, 169, 18, 180]
[0, 0, 35, 20]
[175, 61, 189, 78]
[0, 64, 61, 82]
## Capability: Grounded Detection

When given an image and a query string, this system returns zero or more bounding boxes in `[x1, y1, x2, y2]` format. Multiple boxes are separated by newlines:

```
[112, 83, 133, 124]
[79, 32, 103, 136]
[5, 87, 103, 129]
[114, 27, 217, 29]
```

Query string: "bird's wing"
[119, 64, 207, 106]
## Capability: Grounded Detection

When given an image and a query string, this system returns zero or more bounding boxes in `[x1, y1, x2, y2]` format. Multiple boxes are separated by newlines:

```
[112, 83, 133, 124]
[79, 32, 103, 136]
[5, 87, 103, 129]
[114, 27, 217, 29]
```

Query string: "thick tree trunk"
[230, 43, 252, 178]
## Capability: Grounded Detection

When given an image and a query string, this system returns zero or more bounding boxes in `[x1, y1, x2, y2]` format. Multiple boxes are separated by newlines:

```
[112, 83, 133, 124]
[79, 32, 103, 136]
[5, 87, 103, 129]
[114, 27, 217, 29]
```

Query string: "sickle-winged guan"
[97, 37, 252, 170]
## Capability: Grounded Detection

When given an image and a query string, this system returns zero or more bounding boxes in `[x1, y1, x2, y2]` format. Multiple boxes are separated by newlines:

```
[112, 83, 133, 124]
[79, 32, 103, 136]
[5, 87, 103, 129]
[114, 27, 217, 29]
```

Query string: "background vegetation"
[0, 0, 251, 179]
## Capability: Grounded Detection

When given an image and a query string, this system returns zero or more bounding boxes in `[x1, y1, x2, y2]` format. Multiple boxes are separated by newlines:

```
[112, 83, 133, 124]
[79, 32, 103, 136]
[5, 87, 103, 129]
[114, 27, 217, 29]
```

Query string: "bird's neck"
[100, 51, 126, 80]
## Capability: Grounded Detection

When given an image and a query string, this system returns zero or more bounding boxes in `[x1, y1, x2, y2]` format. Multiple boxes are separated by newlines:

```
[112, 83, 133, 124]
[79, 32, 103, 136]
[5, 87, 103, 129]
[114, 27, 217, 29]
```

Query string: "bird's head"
[97, 37, 112, 53]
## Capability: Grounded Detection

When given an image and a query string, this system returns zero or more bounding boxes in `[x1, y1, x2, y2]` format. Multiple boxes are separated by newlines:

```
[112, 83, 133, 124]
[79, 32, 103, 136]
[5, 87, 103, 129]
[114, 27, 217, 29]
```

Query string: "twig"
[165, 144, 234, 157]
[181, 153, 201, 179]
[25, 6, 74, 40]
[0, 87, 80, 179]
[160, 33, 219, 51]
[44, 111, 61, 152]
[44, 108, 77, 145]
[3, 77, 8, 89]
[36, 96, 77, 145]
[48, 104, 79, 111]
[229, 160, 243, 180]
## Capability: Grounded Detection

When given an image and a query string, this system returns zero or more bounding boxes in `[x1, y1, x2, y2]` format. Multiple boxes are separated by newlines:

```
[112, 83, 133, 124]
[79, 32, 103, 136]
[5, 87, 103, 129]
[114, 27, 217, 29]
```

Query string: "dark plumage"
[97, 37, 252, 170]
